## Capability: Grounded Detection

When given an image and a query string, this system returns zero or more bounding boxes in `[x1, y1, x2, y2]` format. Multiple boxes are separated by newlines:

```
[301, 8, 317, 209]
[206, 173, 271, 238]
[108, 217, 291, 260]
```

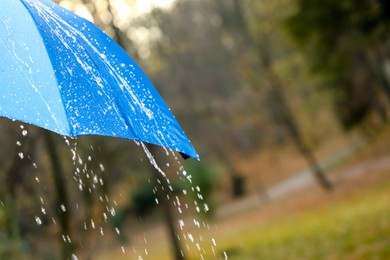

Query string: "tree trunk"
[152, 169, 185, 260]
[44, 131, 75, 259]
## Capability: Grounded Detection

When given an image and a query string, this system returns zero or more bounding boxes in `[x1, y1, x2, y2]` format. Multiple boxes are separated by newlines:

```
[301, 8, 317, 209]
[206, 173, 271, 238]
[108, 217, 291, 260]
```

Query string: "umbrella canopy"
[0, 0, 198, 159]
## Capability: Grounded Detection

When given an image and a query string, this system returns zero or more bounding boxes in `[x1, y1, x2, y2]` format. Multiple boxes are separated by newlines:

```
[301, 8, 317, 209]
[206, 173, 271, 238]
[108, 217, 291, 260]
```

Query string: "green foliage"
[131, 180, 158, 217]
[182, 160, 221, 218]
[285, 0, 390, 130]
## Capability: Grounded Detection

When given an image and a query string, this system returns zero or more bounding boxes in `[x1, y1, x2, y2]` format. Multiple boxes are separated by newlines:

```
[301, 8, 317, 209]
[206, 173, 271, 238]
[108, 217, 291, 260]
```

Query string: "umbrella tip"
[180, 152, 190, 159]
[180, 152, 200, 160]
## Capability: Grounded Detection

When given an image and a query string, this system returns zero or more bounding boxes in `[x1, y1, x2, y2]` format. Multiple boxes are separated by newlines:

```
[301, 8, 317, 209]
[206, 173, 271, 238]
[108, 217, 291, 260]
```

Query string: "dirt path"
[216, 140, 390, 219]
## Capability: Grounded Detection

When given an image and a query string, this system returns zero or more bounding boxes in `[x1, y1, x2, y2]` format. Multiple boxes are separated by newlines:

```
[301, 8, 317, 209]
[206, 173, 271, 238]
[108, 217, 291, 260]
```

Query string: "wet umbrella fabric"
[0, 0, 198, 159]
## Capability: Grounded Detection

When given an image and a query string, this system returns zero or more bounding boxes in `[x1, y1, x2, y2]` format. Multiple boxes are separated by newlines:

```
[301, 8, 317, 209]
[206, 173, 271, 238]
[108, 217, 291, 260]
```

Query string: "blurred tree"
[285, 0, 390, 130]
[215, 0, 333, 190]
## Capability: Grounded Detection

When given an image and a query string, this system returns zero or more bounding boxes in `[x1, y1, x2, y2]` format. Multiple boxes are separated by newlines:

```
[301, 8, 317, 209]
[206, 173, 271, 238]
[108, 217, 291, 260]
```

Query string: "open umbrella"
[0, 0, 198, 159]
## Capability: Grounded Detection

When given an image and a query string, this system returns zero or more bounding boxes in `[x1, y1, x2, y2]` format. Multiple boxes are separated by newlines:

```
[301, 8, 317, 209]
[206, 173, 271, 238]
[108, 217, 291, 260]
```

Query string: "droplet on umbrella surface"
[60, 204, 66, 212]
[18, 152, 24, 159]
[95, 77, 102, 84]
[22, 130, 28, 136]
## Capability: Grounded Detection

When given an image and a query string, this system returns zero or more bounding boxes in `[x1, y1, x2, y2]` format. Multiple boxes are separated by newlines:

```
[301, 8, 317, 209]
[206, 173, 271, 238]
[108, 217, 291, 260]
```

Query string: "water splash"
[137, 142, 219, 259]
[11, 126, 215, 259]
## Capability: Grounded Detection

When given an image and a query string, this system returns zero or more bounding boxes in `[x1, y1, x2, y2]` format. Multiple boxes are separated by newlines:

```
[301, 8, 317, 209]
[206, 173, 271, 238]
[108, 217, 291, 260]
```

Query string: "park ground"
[96, 126, 390, 259]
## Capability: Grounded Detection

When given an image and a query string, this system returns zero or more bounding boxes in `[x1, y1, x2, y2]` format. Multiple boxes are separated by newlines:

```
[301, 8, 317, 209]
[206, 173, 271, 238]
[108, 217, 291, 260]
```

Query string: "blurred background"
[1, 0, 390, 259]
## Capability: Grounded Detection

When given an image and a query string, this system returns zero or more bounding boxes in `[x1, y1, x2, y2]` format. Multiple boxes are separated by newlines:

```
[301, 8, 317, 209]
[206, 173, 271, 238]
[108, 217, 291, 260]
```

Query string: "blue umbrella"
[0, 0, 198, 159]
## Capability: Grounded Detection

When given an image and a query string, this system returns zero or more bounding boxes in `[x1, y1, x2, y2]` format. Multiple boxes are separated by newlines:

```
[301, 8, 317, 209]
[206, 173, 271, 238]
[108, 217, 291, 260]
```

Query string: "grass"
[214, 179, 390, 260]
[185, 127, 390, 260]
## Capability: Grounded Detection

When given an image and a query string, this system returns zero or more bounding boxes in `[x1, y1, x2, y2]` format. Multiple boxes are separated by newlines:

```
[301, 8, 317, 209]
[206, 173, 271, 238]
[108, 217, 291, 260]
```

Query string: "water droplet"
[60, 204, 66, 212]
[95, 77, 102, 84]
[188, 233, 194, 242]
[179, 219, 185, 230]
[22, 130, 28, 136]
[16, 141, 21, 146]
[35, 216, 42, 225]
[110, 208, 116, 216]
[18, 152, 24, 159]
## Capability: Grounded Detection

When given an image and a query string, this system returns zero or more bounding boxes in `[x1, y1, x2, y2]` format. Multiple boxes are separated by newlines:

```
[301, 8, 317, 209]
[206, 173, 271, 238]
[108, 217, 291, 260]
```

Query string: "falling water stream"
[8, 125, 222, 259]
